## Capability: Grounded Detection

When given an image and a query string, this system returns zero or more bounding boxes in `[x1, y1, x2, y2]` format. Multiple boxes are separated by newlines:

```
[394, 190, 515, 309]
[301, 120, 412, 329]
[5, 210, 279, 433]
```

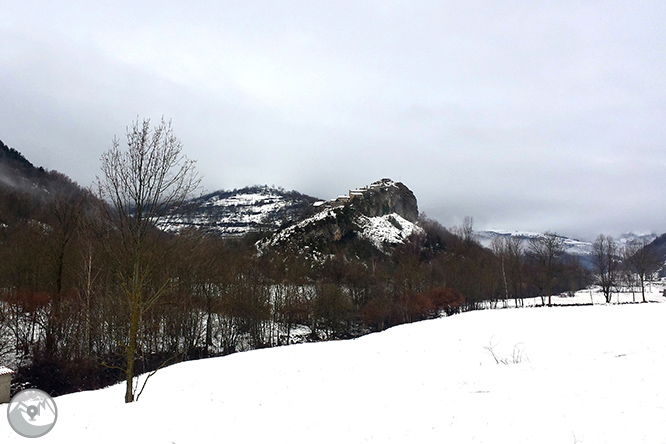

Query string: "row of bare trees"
[490, 230, 661, 307]
[591, 234, 661, 304]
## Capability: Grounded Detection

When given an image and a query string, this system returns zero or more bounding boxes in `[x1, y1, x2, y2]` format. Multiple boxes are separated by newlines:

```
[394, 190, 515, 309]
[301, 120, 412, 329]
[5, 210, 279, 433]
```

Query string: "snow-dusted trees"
[96, 117, 200, 403]
[591, 235, 620, 303]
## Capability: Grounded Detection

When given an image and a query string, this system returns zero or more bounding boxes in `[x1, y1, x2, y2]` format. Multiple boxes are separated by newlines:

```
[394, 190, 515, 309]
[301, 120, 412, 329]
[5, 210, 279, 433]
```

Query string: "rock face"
[258, 179, 422, 255]
[345, 178, 419, 223]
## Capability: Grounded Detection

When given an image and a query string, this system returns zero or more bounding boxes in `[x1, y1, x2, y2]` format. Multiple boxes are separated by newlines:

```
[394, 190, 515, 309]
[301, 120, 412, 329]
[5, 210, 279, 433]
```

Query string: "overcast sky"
[2, 1, 665, 240]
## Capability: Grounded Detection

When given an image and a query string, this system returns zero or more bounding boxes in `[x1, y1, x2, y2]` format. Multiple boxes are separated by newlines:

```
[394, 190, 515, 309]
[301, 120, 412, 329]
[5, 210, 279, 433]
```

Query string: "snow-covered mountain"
[475, 230, 593, 255]
[261, 205, 422, 254]
[475, 230, 658, 268]
[157, 175, 661, 265]
[258, 179, 422, 255]
[614, 231, 660, 248]
[161, 185, 320, 236]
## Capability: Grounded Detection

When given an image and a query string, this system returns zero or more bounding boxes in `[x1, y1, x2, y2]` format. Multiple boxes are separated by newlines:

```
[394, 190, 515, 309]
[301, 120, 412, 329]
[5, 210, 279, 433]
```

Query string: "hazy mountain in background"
[475, 230, 659, 271]
[0, 140, 89, 225]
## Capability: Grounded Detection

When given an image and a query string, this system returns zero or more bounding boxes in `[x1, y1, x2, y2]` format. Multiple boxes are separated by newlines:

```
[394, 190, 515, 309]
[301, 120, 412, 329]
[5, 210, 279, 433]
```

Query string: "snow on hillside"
[259, 208, 422, 254]
[3, 289, 665, 443]
[356, 213, 423, 251]
[160, 186, 318, 235]
[475, 230, 592, 256]
[259, 204, 339, 249]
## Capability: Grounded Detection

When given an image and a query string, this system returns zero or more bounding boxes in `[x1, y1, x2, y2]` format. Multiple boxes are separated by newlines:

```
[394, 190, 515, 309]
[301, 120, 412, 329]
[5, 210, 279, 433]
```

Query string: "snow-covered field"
[492, 282, 666, 308]
[3, 288, 666, 443]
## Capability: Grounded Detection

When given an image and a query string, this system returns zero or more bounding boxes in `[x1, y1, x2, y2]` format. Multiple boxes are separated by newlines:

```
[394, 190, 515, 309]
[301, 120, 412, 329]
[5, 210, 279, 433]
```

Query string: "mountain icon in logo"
[7, 389, 58, 438]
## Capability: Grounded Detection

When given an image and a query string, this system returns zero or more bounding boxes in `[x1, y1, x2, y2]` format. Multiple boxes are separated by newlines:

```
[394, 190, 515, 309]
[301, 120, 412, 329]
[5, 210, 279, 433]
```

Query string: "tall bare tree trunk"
[97, 117, 200, 403]
[125, 296, 139, 403]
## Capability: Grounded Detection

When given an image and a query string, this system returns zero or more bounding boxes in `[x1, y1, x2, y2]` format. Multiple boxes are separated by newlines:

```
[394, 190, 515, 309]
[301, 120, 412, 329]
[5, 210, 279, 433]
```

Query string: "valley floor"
[2, 285, 665, 443]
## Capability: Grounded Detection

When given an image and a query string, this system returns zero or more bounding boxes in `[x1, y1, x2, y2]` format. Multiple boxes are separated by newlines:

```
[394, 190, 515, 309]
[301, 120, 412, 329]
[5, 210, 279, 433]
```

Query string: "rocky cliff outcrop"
[346, 178, 419, 223]
[258, 179, 422, 255]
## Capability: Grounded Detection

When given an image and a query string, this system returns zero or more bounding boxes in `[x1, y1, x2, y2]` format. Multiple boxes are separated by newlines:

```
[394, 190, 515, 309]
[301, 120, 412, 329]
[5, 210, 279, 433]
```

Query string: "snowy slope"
[160, 185, 319, 235]
[259, 207, 423, 254]
[4, 290, 665, 443]
[356, 213, 423, 250]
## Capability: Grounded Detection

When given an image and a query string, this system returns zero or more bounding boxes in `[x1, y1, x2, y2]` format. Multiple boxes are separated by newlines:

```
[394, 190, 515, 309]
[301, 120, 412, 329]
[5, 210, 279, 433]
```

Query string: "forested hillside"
[0, 140, 90, 226]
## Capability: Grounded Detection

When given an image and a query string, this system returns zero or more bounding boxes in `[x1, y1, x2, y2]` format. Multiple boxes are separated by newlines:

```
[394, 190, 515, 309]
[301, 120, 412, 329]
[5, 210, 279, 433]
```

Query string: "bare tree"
[527, 232, 565, 306]
[492, 236, 524, 308]
[623, 239, 661, 303]
[455, 216, 476, 246]
[591, 234, 619, 304]
[44, 191, 85, 358]
[505, 236, 525, 307]
[491, 237, 509, 307]
[96, 117, 200, 403]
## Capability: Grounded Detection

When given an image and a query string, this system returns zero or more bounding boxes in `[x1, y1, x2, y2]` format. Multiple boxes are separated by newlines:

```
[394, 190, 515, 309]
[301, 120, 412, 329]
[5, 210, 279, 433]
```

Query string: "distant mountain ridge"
[475, 230, 659, 270]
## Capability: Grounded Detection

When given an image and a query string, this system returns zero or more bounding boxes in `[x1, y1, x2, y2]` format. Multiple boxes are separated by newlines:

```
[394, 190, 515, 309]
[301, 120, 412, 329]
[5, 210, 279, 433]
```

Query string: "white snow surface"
[357, 213, 423, 250]
[3, 293, 666, 443]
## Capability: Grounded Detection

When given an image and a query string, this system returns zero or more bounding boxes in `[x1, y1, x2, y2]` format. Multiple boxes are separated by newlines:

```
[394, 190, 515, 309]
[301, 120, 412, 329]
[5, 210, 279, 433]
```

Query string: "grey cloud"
[1, 1, 665, 240]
